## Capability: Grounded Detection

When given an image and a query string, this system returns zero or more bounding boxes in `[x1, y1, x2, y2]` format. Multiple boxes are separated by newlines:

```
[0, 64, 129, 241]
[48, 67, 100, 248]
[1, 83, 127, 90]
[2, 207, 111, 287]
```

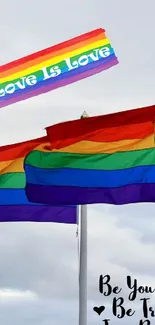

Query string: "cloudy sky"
[0, 0, 155, 324]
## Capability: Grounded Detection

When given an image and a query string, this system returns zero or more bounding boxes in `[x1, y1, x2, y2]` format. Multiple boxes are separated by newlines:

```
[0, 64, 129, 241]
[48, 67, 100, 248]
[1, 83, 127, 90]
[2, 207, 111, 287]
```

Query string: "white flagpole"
[79, 205, 87, 325]
[79, 112, 89, 325]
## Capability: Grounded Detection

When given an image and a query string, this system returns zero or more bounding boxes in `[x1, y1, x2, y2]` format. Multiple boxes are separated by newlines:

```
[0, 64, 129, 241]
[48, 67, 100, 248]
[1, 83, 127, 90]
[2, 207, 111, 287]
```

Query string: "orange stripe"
[51, 135, 154, 154]
[0, 137, 48, 162]
[34, 142, 52, 152]
[0, 32, 106, 78]
[0, 158, 24, 174]
[0, 29, 104, 73]
[0, 142, 50, 175]
[2, 137, 153, 173]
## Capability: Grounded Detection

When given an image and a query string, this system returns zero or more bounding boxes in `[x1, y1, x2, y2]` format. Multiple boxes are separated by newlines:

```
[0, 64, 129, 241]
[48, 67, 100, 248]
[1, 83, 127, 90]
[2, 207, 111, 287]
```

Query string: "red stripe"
[46, 122, 153, 148]
[0, 136, 48, 161]
[1, 32, 106, 78]
[46, 105, 155, 149]
[88, 122, 153, 142]
[0, 29, 104, 72]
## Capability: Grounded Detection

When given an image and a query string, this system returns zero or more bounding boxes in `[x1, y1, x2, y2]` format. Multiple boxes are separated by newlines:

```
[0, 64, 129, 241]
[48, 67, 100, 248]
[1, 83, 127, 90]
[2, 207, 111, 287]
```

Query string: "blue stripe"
[0, 189, 43, 205]
[0, 188, 75, 207]
[25, 164, 155, 188]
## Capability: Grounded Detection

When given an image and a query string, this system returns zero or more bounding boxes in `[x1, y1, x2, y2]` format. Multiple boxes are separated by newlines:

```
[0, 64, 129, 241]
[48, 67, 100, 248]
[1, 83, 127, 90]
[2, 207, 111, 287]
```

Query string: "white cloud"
[0, 289, 38, 300]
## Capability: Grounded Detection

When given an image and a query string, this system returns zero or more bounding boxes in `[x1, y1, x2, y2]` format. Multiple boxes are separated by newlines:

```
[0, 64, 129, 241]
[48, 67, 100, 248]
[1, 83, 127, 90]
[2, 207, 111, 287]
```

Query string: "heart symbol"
[93, 305, 105, 315]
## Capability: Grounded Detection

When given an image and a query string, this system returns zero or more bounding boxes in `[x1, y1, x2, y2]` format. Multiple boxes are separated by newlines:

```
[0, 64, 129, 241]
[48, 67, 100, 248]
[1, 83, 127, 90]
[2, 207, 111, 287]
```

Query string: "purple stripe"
[26, 183, 155, 205]
[0, 205, 77, 223]
[0, 58, 118, 109]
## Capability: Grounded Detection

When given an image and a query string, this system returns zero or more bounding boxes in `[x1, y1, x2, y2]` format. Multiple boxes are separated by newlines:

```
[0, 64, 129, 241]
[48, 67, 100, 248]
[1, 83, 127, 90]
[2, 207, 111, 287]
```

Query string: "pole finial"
[80, 111, 89, 119]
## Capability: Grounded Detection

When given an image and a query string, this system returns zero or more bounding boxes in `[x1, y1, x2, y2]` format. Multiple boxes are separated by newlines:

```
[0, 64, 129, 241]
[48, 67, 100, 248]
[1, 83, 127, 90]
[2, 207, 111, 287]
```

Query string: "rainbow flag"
[25, 104, 155, 206]
[0, 29, 118, 109]
[0, 137, 77, 223]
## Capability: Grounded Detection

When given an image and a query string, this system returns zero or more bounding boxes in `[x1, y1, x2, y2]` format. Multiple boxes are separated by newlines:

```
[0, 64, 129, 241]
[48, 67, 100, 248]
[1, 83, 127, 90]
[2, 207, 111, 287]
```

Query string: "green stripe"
[1, 43, 112, 88]
[0, 172, 25, 188]
[25, 148, 155, 171]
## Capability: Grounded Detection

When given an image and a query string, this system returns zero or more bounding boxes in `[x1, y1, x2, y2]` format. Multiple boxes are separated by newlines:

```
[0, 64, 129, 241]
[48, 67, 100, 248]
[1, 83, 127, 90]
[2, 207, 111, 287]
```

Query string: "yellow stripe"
[0, 38, 110, 84]
[0, 158, 24, 175]
[1, 138, 153, 174]
[51, 135, 155, 154]
[0, 142, 50, 175]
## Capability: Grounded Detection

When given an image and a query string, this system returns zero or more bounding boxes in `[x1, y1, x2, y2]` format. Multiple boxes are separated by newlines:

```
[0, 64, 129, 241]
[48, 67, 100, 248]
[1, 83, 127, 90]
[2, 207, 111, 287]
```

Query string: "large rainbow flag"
[0, 28, 118, 109]
[0, 137, 77, 223]
[25, 104, 155, 206]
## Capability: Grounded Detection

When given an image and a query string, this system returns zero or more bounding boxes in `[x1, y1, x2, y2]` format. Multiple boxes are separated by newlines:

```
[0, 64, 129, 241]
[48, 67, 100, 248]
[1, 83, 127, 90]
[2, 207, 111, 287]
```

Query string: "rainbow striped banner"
[0, 136, 77, 223]
[25, 104, 155, 206]
[0, 28, 118, 109]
